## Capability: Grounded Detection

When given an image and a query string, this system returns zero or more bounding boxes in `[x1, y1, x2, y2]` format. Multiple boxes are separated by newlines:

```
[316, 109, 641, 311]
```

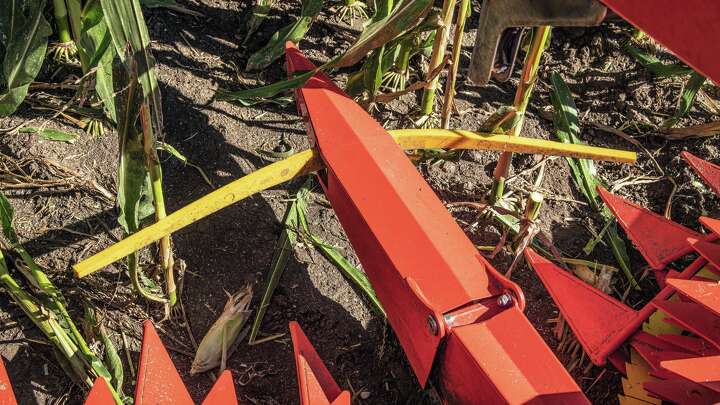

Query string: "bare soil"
[0, 1, 718, 404]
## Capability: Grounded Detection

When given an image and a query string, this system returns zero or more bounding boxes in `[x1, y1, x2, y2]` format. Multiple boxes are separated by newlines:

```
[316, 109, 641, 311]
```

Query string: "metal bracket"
[468, 0, 607, 85]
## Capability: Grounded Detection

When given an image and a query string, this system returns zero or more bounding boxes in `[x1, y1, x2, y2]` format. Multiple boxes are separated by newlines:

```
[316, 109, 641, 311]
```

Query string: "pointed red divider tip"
[0, 358, 17, 405]
[84, 378, 115, 405]
[667, 278, 720, 316]
[653, 300, 720, 349]
[682, 151, 720, 197]
[661, 355, 720, 392]
[524, 248, 637, 365]
[597, 186, 711, 270]
[201, 370, 238, 405]
[290, 321, 350, 405]
[135, 320, 193, 405]
[700, 216, 720, 239]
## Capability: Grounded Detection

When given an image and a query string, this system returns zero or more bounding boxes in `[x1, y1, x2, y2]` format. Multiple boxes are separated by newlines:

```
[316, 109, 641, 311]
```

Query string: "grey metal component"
[468, 0, 607, 85]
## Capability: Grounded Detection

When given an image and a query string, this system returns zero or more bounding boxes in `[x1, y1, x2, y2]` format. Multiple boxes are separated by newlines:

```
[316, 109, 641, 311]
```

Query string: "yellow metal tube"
[388, 129, 636, 163]
[73, 149, 323, 278]
[73, 130, 635, 278]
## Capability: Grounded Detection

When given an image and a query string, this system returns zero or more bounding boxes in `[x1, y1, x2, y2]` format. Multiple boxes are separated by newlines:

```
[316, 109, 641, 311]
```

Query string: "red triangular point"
[653, 300, 720, 349]
[667, 278, 720, 316]
[598, 186, 708, 270]
[84, 378, 115, 405]
[524, 249, 638, 364]
[0, 358, 17, 405]
[644, 379, 720, 404]
[693, 239, 720, 270]
[290, 322, 348, 405]
[682, 151, 720, 197]
[701, 217, 720, 238]
[135, 320, 193, 405]
[656, 334, 719, 356]
[201, 370, 238, 405]
[661, 355, 720, 393]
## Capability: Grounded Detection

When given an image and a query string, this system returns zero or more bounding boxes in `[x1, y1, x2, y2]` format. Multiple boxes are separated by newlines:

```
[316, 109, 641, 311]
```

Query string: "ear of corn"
[191, 285, 253, 374]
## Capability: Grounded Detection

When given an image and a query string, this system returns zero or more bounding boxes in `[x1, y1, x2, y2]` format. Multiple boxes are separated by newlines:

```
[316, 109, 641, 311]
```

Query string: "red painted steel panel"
[438, 308, 588, 404]
[701, 217, 720, 238]
[286, 43, 505, 384]
[286, 44, 585, 402]
[601, 0, 720, 83]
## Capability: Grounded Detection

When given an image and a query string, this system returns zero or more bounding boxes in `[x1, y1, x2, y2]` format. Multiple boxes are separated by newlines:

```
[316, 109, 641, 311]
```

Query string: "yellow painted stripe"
[388, 129, 637, 164]
[73, 149, 323, 278]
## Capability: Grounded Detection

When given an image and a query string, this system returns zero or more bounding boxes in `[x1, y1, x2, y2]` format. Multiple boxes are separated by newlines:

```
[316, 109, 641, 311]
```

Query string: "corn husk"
[190, 284, 253, 374]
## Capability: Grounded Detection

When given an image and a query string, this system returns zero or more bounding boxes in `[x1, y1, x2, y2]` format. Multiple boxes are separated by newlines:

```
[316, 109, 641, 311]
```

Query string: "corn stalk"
[0, 193, 124, 403]
[419, 0, 456, 120]
[440, 0, 469, 128]
[490, 26, 551, 203]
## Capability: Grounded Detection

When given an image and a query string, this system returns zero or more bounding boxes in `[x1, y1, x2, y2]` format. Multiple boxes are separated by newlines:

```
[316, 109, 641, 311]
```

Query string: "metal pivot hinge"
[468, 0, 607, 85]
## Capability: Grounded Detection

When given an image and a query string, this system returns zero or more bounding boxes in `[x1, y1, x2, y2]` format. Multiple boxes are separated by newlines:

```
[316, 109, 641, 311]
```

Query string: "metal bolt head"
[497, 293, 512, 307]
[427, 315, 439, 335]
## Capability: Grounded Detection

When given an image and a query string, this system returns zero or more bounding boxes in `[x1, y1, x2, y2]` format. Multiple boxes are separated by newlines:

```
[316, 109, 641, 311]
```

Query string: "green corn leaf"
[215, 69, 315, 103]
[248, 177, 312, 344]
[141, 0, 177, 7]
[333, 0, 433, 68]
[84, 305, 125, 393]
[550, 73, 639, 290]
[156, 141, 214, 187]
[101, 0, 163, 136]
[307, 234, 385, 316]
[624, 43, 693, 77]
[19, 126, 77, 143]
[362, 46, 384, 98]
[244, 0, 276, 44]
[245, 0, 323, 71]
[661, 71, 706, 129]
[79, 0, 116, 121]
[0, 0, 52, 116]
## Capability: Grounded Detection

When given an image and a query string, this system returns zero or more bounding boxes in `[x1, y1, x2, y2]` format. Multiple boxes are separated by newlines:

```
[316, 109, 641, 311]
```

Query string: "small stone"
[360, 391, 371, 400]
[441, 161, 457, 174]
[466, 150, 485, 163]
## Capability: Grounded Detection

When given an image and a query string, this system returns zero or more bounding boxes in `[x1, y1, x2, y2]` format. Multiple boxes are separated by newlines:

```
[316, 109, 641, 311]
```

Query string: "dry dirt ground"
[0, 0, 718, 404]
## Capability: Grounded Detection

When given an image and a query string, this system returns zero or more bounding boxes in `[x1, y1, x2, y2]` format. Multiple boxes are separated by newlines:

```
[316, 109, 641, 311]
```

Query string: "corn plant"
[418, 0, 456, 124]
[101, 0, 179, 310]
[336, 0, 369, 23]
[0, 193, 125, 403]
[490, 27, 551, 203]
[217, 0, 433, 104]
[245, 0, 324, 71]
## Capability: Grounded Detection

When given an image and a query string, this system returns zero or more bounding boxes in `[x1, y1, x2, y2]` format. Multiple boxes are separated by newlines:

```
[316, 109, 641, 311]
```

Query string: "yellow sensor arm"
[73, 131, 635, 278]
